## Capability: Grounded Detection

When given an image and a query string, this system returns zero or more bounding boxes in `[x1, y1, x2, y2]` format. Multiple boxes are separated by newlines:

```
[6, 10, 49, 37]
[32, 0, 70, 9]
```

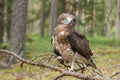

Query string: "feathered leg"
[69, 58, 75, 71]
[69, 53, 77, 71]
[69, 61, 74, 71]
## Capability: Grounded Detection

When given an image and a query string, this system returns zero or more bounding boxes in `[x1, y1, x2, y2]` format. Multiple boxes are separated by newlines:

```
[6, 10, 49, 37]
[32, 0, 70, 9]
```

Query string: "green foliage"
[88, 36, 120, 50]
[26, 34, 52, 58]
[0, 43, 8, 49]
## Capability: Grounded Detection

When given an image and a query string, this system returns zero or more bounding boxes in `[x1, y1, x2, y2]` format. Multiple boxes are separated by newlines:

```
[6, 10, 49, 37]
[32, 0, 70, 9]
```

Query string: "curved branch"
[0, 50, 114, 80]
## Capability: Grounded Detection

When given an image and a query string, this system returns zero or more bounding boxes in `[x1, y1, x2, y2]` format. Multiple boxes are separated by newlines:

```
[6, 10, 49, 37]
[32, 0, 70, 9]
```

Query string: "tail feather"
[88, 58, 97, 69]
[89, 58, 103, 76]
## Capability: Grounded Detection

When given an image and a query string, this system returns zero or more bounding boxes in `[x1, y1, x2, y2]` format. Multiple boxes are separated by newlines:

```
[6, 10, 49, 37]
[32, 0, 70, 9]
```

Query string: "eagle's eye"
[63, 18, 67, 22]
[61, 18, 68, 24]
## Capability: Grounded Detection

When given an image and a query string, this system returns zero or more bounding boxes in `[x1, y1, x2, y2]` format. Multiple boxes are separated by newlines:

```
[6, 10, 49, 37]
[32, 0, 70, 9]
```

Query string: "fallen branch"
[0, 50, 115, 80]
[111, 72, 120, 78]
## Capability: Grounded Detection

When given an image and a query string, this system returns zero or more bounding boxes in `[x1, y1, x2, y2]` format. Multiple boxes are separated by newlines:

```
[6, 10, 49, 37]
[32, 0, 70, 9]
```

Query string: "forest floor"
[0, 35, 120, 80]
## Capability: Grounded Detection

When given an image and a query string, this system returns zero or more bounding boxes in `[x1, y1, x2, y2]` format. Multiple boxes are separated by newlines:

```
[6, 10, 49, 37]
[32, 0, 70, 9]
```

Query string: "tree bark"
[91, 2, 95, 36]
[49, 0, 58, 36]
[105, 0, 111, 37]
[0, 0, 5, 44]
[3, 0, 12, 43]
[87, 0, 95, 36]
[8, 0, 28, 63]
[76, 0, 81, 28]
[40, 0, 46, 37]
[77, 0, 81, 22]
[115, 0, 120, 39]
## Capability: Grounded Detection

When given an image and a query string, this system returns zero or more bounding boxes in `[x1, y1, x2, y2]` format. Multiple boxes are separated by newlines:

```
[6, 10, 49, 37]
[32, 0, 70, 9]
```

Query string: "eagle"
[52, 13, 97, 71]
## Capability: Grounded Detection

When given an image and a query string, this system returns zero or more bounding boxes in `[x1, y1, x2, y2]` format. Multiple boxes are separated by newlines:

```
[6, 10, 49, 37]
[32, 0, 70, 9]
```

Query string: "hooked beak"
[66, 17, 73, 24]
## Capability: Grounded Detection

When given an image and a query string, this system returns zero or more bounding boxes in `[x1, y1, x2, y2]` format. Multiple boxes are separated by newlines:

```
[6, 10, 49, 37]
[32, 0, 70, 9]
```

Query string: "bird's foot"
[69, 68, 74, 72]
[69, 65, 75, 72]
[56, 56, 63, 60]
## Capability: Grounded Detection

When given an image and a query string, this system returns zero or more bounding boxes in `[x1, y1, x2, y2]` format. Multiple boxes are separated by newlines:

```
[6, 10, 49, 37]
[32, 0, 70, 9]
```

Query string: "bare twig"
[29, 70, 39, 80]
[111, 72, 120, 78]
[47, 54, 54, 63]
[0, 50, 115, 80]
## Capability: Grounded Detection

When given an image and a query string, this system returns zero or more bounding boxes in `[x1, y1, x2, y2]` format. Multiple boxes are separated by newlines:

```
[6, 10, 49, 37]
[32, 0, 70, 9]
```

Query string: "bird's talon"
[56, 56, 63, 60]
[69, 68, 74, 72]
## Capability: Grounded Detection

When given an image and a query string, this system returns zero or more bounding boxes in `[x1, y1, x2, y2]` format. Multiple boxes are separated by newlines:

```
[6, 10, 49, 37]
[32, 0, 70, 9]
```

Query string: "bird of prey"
[51, 13, 97, 71]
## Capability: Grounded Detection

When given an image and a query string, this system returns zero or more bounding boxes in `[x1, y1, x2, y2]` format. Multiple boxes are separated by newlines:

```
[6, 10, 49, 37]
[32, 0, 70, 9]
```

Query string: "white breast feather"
[59, 31, 65, 35]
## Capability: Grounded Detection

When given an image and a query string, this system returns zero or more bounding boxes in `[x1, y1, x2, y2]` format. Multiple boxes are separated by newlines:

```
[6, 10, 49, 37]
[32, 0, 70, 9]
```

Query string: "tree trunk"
[49, 0, 58, 36]
[105, 0, 111, 37]
[77, 0, 81, 22]
[8, 0, 28, 63]
[115, 0, 120, 39]
[0, 0, 5, 44]
[3, 0, 12, 43]
[87, 0, 95, 36]
[91, 3, 95, 36]
[66, 0, 74, 14]
[76, 0, 81, 31]
[40, 0, 46, 37]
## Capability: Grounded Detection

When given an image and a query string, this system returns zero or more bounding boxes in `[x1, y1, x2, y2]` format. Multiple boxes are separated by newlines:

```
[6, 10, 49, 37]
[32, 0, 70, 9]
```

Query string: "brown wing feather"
[67, 30, 93, 59]
[51, 38, 61, 56]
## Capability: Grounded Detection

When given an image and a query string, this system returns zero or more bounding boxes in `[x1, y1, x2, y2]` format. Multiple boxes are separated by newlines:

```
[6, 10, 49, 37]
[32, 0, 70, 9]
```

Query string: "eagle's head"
[58, 13, 77, 27]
